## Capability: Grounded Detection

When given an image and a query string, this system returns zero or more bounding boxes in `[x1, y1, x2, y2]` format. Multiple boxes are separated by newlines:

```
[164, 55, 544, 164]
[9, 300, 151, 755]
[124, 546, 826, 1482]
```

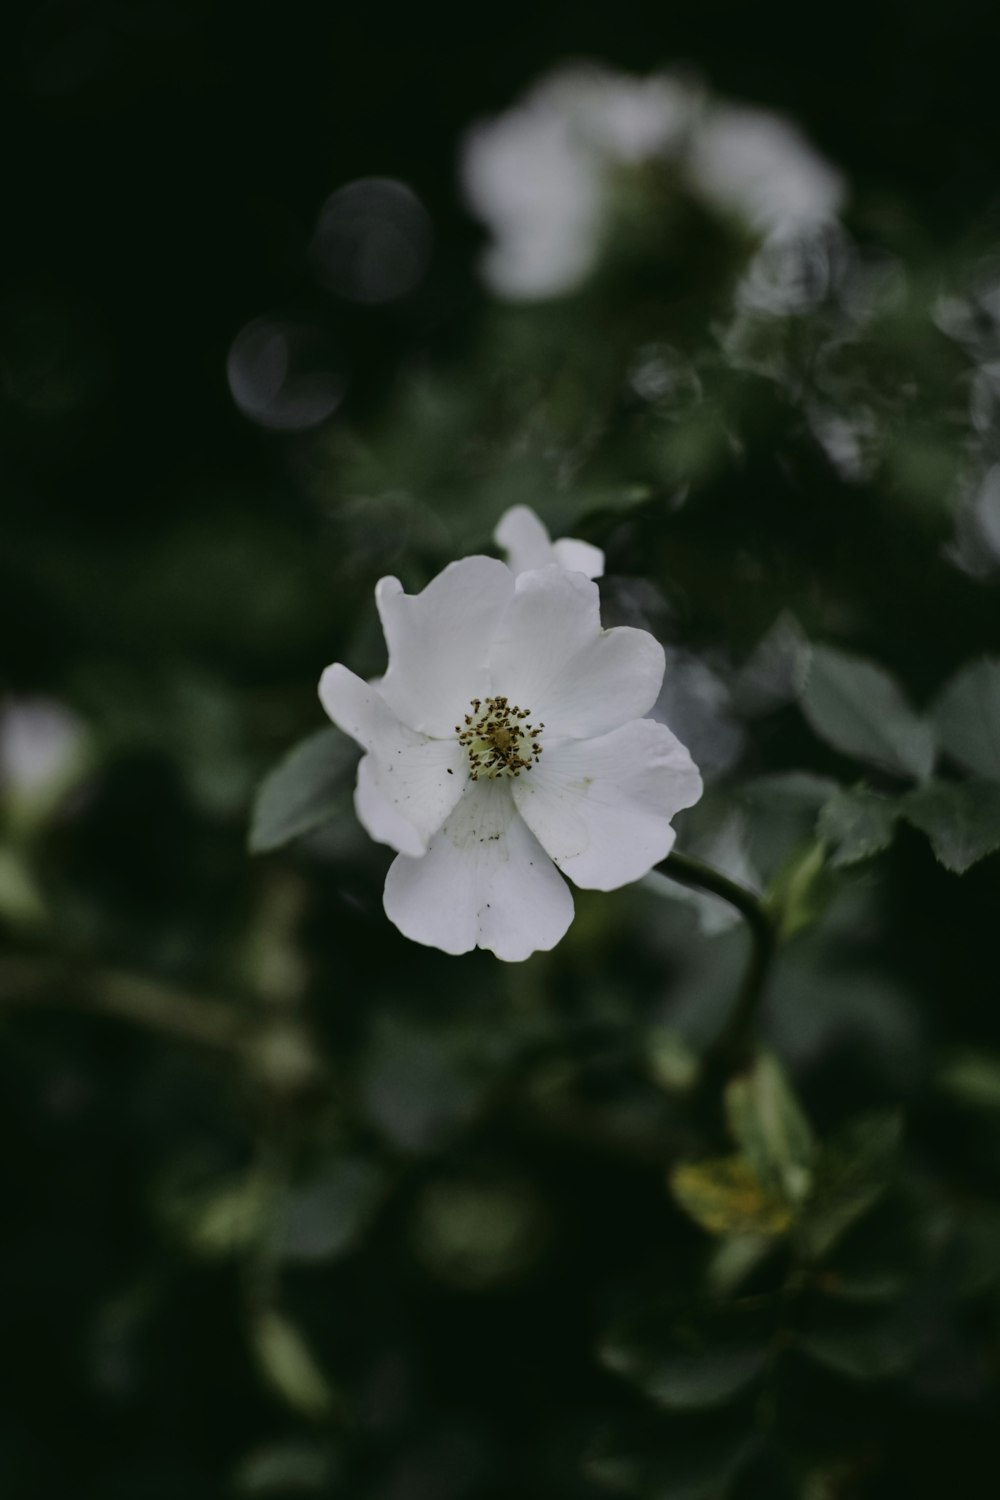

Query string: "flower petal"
[494, 505, 555, 574]
[375, 558, 515, 735]
[383, 778, 574, 961]
[319, 663, 405, 752]
[321, 664, 466, 853]
[511, 718, 702, 890]
[356, 744, 466, 855]
[551, 535, 604, 579]
[487, 567, 664, 738]
[354, 754, 425, 857]
[494, 505, 605, 579]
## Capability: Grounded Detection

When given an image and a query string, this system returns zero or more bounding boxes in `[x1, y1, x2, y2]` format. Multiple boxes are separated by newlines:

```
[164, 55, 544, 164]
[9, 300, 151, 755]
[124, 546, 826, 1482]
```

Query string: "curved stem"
[655, 850, 777, 1067]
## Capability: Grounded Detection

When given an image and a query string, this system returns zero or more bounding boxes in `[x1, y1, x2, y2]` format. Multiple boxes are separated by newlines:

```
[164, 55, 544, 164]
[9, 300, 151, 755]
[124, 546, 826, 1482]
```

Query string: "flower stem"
[655, 850, 777, 1067]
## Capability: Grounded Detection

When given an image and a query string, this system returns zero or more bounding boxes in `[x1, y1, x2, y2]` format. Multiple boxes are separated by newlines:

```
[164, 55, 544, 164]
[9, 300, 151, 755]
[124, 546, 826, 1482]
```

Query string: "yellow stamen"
[457, 695, 544, 780]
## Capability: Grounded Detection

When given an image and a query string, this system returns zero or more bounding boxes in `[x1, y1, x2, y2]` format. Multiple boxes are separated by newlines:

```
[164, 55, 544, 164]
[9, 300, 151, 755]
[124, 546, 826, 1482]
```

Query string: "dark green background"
[4, 4, 1000, 1498]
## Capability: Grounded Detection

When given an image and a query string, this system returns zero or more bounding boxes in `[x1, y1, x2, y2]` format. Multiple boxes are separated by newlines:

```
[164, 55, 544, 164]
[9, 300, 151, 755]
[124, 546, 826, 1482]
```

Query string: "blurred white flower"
[539, 64, 695, 162]
[461, 64, 697, 300]
[687, 104, 845, 233]
[461, 63, 845, 301]
[320, 558, 701, 960]
[494, 504, 604, 579]
[461, 96, 601, 299]
[0, 697, 89, 801]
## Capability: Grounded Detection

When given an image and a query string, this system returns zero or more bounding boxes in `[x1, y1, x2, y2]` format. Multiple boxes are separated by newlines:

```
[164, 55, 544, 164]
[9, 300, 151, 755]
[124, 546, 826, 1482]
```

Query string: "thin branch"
[0, 952, 326, 1102]
[655, 850, 777, 1067]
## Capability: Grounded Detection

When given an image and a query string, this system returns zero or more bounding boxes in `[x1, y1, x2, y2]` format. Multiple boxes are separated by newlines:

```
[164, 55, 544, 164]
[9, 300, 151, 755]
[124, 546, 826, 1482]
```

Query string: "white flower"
[0, 697, 90, 808]
[461, 97, 602, 300]
[494, 504, 604, 579]
[687, 104, 845, 233]
[461, 64, 696, 300]
[319, 558, 702, 960]
[461, 64, 846, 302]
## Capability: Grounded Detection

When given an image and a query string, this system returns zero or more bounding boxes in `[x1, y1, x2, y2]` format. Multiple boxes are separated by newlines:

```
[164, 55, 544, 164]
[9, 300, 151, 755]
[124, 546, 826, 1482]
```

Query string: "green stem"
[656, 850, 777, 1067]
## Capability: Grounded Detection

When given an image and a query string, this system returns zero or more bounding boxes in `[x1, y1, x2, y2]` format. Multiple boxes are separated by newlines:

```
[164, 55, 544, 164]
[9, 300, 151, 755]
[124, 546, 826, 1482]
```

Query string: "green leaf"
[704, 1235, 778, 1299]
[933, 656, 1000, 781]
[272, 1157, 388, 1264]
[249, 728, 358, 853]
[798, 646, 935, 781]
[815, 1203, 918, 1304]
[949, 1206, 1000, 1298]
[936, 1049, 1000, 1110]
[250, 1310, 339, 1420]
[669, 1157, 793, 1239]
[586, 1413, 758, 1500]
[796, 1301, 918, 1382]
[797, 1113, 903, 1261]
[725, 1053, 816, 1207]
[0, 844, 48, 928]
[232, 1441, 341, 1496]
[362, 1014, 498, 1152]
[902, 779, 1000, 873]
[737, 773, 839, 888]
[645, 1025, 701, 1095]
[157, 1167, 275, 1259]
[409, 1175, 545, 1289]
[817, 786, 900, 867]
[598, 1300, 773, 1412]
[763, 837, 834, 942]
[740, 772, 841, 812]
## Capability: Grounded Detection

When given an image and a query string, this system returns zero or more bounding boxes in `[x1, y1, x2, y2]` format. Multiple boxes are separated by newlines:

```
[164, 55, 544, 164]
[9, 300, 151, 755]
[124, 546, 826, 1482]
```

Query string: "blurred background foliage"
[6, 2, 1000, 1497]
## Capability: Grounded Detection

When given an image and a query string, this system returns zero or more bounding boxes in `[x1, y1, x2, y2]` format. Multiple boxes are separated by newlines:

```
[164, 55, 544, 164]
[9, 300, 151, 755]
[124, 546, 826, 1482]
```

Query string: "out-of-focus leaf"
[936, 1049, 1000, 1110]
[817, 1262, 912, 1307]
[409, 1174, 546, 1289]
[645, 1025, 700, 1094]
[660, 403, 732, 487]
[725, 1053, 815, 1207]
[0, 844, 48, 927]
[933, 656, 1000, 780]
[797, 645, 935, 781]
[362, 1014, 499, 1152]
[249, 728, 357, 853]
[232, 1441, 341, 1496]
[737, 772, 839, 882]
[763, 837, 834, 942]
[704, 1235, 778, 1299]
[669, 1157, 792, 1239]
[731, 612, 807, 719]
[948, 1206, 1000, 1298]
[251, 1310, 338, 1420]
[815, 1206, 917, 1304]
[797, 1114, 903, 1261]
[586, 1412, 759, 1500]
[158, 1168, 275, 1259]
[741, 772, 840, 809]
[817, 785, 900, 867]
[796, 1301, 918, 1382]
[272, 1157, 388, 1264]
[902, 779, 1000, 873]
[598, 1299, 773, 1411]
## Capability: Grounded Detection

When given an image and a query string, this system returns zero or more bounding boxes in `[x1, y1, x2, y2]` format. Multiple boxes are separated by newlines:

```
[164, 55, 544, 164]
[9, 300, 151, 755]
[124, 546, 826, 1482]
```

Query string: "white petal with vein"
[375, 558, 514, 735]
[383, 778, 574, 960]
[512, 718, 702, 889]
[487, 567, 664, 739]
[320, 663, 465, 852]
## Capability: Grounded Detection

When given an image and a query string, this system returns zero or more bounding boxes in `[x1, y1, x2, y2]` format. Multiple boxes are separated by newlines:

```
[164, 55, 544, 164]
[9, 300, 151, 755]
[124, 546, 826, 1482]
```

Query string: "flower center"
[455, 696, 545, 780]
